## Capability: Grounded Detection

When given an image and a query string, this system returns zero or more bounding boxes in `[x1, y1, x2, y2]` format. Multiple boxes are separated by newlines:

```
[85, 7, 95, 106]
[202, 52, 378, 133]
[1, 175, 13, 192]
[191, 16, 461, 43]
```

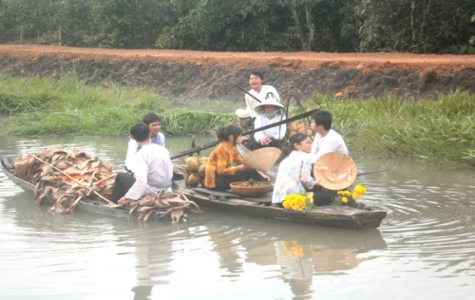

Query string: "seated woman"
[250, 97, 286, 150]
[205, 125, 268, 191]
[272, 133, 334, 207]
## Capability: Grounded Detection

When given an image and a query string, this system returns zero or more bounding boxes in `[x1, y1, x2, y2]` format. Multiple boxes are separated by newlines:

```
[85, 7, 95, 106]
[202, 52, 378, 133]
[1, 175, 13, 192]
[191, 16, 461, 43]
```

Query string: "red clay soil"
[1, 44, 474, 101]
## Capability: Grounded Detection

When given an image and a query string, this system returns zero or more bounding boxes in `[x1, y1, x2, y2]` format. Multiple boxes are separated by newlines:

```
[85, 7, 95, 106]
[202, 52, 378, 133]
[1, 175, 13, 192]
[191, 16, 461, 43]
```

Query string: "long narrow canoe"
[177, 184, 387, 230]
[2, 157, 387, 229]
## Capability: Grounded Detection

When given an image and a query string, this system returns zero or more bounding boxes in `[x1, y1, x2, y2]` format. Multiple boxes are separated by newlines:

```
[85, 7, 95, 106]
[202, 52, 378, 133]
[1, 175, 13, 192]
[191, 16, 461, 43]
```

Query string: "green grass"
[1, 74, 474, 168]
[304, 91, 475, 168]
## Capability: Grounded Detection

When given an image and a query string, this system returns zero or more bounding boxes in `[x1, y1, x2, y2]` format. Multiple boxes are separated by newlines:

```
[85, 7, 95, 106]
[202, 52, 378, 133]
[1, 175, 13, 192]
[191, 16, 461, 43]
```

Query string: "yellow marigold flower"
[283, 201, 292, 209]
[342, 197, 348, 203]
[352, 192, 361, 200]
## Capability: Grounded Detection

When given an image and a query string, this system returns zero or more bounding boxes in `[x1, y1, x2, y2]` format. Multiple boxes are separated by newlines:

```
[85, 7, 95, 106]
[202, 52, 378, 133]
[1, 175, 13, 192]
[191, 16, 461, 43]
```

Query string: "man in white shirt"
[244, 71, 280, 119]
[125, 112, 165, 171]
[309, 110, 348, 164]
[113, 123, 174, 205]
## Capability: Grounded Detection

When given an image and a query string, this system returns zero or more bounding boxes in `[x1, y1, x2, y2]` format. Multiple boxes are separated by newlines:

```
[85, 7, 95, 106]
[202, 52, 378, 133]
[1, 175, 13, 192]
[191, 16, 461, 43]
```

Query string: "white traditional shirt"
[125, 132, 165, 171]
[272, 151, 314, 204]
[125, 143, 173, 200]
[310, 129, 348, 164]
[245, 85, 280, 118]
[254, 114, 287, 142]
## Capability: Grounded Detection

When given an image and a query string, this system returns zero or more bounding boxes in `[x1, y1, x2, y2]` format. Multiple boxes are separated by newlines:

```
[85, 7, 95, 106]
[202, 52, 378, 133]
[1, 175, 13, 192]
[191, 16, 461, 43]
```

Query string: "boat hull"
[179, 186, 387, 230]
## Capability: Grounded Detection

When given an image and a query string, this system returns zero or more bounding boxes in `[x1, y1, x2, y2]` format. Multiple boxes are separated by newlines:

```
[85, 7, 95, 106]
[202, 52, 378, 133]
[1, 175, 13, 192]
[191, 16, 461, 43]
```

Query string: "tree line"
[1, 0, 474, 54]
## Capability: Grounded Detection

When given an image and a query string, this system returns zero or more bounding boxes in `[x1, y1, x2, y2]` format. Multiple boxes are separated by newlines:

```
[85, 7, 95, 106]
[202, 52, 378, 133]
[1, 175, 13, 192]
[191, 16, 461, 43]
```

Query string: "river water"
[1, 135, 474, 300]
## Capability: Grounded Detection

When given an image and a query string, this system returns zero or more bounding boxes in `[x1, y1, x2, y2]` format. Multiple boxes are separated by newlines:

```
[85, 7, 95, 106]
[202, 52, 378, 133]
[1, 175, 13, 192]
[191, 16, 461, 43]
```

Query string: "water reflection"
[200, 216, 386, 298]
[1, 135, 475, 298]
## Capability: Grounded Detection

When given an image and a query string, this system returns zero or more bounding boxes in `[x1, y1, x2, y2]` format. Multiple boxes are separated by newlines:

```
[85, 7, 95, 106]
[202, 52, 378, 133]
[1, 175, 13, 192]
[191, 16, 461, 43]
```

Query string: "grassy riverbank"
[1, 74, 474, 168]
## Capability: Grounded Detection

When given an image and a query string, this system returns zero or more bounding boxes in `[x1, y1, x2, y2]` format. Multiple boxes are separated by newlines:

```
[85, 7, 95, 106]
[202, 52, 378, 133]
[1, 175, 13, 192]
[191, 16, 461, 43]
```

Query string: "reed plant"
[305, 91, 475, 168]
[0, 74, 235, 136]
[1, 74, 474, 168]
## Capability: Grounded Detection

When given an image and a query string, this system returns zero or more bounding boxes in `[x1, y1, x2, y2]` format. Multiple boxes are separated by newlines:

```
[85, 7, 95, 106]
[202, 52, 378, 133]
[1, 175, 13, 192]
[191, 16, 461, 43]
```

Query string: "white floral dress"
[272, 151, 315, 204]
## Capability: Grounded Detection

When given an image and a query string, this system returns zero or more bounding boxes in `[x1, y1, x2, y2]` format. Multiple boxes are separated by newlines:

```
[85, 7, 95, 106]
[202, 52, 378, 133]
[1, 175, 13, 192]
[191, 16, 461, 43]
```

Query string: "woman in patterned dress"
[204, 125, 268, 191]
[272, 133, 334, 207]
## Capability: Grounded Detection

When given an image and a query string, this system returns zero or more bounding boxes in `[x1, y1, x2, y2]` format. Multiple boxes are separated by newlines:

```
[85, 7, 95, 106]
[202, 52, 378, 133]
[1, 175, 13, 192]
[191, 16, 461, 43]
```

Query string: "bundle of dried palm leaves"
[11, 148, 201, 223]
[109, 191, 202, 223]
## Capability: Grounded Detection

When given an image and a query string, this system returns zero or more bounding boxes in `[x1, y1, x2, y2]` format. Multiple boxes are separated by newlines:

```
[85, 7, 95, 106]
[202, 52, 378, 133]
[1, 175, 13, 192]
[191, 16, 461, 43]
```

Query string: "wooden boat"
[176, 183, 387, 230]
[2, 156, 387, 229]
[0, 157, 164, 220]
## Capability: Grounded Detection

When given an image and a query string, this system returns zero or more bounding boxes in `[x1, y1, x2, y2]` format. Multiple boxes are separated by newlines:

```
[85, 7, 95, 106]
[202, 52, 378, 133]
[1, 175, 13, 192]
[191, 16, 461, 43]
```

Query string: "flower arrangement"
[282, 194, 314, 212]
[334, 184, 367, 206]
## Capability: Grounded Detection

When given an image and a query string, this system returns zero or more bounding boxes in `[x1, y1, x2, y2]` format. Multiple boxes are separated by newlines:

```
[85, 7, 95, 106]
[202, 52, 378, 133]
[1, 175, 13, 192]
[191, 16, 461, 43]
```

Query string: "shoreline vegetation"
[1, 74, 474, 169]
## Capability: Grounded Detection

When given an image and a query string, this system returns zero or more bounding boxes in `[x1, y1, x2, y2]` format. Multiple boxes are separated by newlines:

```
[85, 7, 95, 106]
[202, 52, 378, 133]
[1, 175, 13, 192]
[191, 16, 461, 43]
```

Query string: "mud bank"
[0, 45, 474, 102]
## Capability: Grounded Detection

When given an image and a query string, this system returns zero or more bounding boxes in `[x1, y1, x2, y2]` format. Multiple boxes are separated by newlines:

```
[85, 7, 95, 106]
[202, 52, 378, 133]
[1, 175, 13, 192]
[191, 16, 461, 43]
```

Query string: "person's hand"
[260, 136, 271, 146]
[238, 164, 249, 171]
[118, 196, 128, 205]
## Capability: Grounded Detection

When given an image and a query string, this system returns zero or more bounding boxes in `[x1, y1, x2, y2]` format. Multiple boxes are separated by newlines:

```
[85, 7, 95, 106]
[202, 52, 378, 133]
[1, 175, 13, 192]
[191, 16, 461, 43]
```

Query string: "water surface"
[1, 135, 474, 299]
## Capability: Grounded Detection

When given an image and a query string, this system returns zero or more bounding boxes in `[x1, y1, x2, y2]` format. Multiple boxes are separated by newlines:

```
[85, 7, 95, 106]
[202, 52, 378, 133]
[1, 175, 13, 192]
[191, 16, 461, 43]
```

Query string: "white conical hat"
[243, 147, 281, 173]
[313, 152, 357, 190]
[254, 97, 284, 114]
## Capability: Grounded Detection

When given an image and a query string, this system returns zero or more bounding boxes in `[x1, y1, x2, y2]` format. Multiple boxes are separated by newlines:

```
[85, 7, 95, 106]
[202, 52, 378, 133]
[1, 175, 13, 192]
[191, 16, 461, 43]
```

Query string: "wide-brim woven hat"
[235, 107, 251, 118]
[243, 147, 281, 173]
[313, 152, 357, 190]
[254, 97, 284, 114]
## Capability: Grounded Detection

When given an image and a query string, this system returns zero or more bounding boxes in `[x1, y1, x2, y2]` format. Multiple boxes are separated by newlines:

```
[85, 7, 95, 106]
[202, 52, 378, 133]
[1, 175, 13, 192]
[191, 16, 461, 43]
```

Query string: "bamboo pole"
[28, 154, 114, 204]
[170, 108, 320, 160]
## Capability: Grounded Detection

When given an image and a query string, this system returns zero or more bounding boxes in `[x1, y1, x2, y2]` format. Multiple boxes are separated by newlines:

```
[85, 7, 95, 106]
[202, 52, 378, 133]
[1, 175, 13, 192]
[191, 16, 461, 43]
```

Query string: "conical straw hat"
[243, 147, 281, 173]
[313, 152, 357, 190]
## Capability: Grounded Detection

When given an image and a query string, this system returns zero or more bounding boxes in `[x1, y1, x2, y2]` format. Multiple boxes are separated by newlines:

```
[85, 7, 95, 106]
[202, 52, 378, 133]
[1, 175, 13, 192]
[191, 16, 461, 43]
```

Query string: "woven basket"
[230, 181, 274, 198]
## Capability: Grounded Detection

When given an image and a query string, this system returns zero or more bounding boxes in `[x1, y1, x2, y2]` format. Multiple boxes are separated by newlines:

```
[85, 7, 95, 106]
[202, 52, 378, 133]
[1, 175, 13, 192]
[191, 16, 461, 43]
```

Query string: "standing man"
[309, 110, 348, 164]
[244, 71, 280, 119]
[125, 112, 165, 171]
[113, 123, 174, 205]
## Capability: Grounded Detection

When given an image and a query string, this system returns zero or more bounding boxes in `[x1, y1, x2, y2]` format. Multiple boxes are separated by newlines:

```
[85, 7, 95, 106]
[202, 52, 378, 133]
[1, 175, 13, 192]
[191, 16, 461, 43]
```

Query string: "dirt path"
[1, 45, 474, 101]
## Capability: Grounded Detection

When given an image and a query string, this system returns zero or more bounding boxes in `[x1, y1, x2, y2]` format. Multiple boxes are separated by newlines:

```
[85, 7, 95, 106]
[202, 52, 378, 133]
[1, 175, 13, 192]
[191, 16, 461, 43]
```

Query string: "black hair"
[130, 123, 150, 142]
[311, 110, 332, 131]
[142, 113, 161, 125]
[249, 71, 264, 80]
[277, 133, 309, 163]
[217, 125, 243, 144]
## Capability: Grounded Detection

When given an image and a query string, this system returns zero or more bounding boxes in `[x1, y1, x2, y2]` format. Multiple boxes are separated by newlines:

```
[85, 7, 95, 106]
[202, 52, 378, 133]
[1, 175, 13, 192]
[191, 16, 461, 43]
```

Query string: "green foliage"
[0, 74, 234, 137]
[1, 0, 474, 53]
[306, 90, 475, 168]
[162, 111, 235, 136]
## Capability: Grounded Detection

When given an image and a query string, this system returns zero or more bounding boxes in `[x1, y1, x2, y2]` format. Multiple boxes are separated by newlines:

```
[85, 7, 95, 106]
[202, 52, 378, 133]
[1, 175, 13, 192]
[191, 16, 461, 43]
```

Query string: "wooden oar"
[170, 108, 320, 160]
[357, 169, 390, 176]
[235, 83, 261, 103]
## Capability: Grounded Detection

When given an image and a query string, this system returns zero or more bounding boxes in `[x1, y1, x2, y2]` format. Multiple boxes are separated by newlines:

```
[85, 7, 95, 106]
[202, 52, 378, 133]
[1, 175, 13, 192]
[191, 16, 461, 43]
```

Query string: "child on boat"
[204, 125, 269, 191]
[272, 133, 334, 207]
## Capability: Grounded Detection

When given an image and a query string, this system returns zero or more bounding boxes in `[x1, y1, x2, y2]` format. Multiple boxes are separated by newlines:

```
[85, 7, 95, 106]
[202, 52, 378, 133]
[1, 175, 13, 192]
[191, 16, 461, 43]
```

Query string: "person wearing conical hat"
[249, 97, 287, 150]
[309, 110, 348, 164]
[272, 133, 334, 207]
[244, 71, 280, 119]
